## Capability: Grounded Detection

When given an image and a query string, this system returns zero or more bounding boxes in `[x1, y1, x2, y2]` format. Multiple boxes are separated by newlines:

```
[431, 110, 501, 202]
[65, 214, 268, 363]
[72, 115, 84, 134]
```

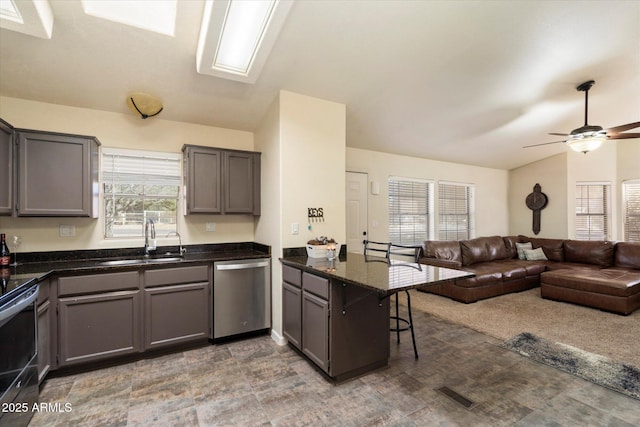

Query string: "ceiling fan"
[524, 80, 640, 153]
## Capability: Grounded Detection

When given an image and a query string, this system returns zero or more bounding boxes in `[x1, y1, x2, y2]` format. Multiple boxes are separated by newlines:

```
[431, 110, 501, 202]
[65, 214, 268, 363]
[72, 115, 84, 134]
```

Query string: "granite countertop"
[1, 242, 270, 304]
[280, 253, 474, 296]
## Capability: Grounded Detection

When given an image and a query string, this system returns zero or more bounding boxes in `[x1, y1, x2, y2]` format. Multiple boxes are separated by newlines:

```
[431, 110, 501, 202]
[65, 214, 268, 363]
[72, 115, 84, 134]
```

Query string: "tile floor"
[30, 305, 640, 426]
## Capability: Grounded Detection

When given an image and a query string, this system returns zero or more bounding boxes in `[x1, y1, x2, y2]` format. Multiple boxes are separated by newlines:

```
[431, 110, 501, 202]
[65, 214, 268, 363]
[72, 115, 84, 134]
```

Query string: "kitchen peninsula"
[280, 253, 473, 382]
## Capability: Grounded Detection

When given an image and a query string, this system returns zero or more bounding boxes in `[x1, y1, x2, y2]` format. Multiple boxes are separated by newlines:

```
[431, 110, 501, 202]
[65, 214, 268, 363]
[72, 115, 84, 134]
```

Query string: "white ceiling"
[1, 0, 639, 170]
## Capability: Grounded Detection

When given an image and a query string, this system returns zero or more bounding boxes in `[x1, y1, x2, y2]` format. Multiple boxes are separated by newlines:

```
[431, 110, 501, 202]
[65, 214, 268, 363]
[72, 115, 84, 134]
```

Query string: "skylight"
[81, 0, 177, 37]
[0, 0, 53, 38]
[0, 0, 23, 24]
[197, 0, 293, 83]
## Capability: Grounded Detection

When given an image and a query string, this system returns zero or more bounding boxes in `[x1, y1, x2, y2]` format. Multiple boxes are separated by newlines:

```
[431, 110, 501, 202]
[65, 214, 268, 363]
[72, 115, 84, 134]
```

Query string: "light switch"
[291, 223, 299, 235]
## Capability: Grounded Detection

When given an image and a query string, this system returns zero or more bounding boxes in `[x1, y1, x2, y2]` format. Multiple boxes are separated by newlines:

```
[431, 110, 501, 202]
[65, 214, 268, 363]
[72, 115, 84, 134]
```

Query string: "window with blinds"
[623, 179, 640, 242]
[575, 183, 609, 241]
[388, 177, 433, 245]
[102, 148, 181, 238]
[439, 182, 474, 240]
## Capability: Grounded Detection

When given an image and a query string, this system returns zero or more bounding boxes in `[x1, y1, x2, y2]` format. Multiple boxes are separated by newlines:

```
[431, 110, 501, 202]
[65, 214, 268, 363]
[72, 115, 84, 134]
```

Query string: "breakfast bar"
[280, 253, 474, 382]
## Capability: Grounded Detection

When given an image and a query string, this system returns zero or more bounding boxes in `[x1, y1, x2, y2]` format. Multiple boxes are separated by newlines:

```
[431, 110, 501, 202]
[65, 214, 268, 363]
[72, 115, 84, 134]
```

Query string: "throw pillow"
[524, 247, 548, 261]
[515, 242, 533, 260]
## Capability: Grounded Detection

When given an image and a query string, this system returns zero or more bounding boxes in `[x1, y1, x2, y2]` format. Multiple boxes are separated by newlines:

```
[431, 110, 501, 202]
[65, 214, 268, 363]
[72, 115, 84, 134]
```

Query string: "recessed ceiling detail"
[196, 0, 294, 84]
[0, 0, 53, 38]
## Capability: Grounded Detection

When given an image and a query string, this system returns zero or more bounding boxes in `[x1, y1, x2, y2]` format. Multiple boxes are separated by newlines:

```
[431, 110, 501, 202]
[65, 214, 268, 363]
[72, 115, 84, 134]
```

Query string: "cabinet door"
[302, 291, 329, 373]
[184, 146, 222, 214]
[58, 290, 141, 366]
[37, 300, 51, 383]
[0, 119, 13, 215]
[224, 151, 255, 214]
[144, 282, 210, 350]
[282, 282, 302, 349]
[17, 131, 99, 217]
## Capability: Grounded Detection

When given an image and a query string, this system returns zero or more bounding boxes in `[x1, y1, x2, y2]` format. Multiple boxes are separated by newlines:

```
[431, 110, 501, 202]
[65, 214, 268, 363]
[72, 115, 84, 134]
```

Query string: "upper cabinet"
[16, 129, 100, 217]
[0, 119, 13, 215]
[183, 145, 260, 215]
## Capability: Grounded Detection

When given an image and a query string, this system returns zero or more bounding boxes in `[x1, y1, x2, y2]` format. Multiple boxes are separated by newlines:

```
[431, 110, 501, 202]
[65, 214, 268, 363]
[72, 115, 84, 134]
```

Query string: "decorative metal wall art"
[526, 183, 548, 235]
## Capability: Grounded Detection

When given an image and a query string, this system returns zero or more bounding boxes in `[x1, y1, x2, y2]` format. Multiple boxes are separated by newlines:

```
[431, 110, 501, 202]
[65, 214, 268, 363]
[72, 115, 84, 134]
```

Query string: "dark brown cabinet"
[36, 278, 55, 383]
[143, 265, 211, 350]
[16, 130, 100, 217]
[183, 145, 260, 215]
[57, 271, 141, 367]
[282, 265, 390, 381]
[0, 119, 13, 215]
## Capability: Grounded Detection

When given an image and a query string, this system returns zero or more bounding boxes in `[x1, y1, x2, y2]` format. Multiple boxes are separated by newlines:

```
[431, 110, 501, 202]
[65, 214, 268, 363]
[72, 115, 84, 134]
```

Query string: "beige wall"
[0, 96, 256, 252]
[346, 147, 509, 242]
[617, 140, 640, 239]
[279, 91, 347, 248]
[509, 153, 568, 238]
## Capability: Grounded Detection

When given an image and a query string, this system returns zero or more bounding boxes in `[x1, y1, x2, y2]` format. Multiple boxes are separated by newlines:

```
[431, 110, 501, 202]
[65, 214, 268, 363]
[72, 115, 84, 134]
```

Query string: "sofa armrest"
[419, 257, 462, 270]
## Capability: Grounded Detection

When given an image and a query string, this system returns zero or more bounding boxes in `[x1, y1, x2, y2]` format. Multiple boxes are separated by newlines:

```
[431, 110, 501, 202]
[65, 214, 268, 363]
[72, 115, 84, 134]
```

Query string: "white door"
[346, 172, 368, 253]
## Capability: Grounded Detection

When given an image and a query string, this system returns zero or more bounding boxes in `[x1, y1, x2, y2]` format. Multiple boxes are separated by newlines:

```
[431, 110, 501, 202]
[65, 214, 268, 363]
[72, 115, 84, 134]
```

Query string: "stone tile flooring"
[30, 306, 640, 426]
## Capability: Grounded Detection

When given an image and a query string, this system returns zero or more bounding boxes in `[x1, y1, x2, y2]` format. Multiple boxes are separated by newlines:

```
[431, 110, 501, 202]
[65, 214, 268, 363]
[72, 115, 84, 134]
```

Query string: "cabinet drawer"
[283, 265, 301, 287]
[144, 265, 209, 287]
[59, 271, 139, 296]
[302, 272, 329, 299]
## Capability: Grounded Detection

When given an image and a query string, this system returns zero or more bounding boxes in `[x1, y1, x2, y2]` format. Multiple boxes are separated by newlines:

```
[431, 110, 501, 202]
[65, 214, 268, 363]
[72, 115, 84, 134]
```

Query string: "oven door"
[0, 285, 39, 426]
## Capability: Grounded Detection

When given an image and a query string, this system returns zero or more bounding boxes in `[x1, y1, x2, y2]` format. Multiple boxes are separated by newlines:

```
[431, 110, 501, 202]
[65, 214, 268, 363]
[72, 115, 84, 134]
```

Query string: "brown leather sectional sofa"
[418, 236, 640, 315]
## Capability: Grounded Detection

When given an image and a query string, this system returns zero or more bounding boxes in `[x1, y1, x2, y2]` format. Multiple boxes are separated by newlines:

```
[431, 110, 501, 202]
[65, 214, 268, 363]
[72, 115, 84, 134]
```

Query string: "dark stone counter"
[280, 253, 473, 296]
[1, 242, 270, 303]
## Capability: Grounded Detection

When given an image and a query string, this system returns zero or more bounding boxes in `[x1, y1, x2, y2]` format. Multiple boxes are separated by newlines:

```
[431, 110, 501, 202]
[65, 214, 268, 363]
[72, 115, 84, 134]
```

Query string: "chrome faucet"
[166, 231, 186, 256]
[144, 218, 156, 256]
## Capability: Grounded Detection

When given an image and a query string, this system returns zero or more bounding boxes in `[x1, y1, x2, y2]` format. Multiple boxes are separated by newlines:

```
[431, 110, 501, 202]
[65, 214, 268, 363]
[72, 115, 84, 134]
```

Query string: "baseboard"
[271, 329, 287, 346]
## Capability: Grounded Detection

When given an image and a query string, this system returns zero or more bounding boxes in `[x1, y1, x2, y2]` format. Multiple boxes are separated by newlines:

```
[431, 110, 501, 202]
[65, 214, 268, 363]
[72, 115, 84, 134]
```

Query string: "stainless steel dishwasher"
[213, 258, 271, 340]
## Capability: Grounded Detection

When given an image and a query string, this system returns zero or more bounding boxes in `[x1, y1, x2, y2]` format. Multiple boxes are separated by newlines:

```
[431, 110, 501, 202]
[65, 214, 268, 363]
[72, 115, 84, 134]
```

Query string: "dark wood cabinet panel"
[183, 145, 260, 215]
[16, 130, 99, 217]
[282, 282, 302, 349]
[144, 282, 210, 349]
[0, 119, 13, 215]
[58, 290, 142, 366]
[37, 299, 51, 383]
[302, 290, 330, 372]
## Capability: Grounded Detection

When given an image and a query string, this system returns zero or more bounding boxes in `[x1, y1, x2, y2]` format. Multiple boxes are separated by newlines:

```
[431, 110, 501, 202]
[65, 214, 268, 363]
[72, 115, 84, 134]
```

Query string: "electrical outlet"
[59, 225, 76, 237]
[205, 222, 216, 232]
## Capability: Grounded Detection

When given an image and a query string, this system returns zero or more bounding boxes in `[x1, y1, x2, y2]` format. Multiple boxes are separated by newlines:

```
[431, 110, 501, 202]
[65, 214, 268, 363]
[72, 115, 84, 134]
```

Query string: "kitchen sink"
[100, 257, 183, 266]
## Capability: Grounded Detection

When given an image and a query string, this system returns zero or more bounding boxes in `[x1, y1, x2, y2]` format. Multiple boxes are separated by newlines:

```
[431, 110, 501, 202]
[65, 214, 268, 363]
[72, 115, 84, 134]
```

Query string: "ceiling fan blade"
[548, 132, 569, 136]
[608, 132, 640, 140]
[606, 121, 640, 134]
[523, 140, 565, 148]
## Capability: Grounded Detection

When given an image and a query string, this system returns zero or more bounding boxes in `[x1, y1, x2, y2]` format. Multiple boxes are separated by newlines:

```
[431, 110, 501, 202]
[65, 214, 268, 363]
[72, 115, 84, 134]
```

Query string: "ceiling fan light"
[567, 135, 606, 153]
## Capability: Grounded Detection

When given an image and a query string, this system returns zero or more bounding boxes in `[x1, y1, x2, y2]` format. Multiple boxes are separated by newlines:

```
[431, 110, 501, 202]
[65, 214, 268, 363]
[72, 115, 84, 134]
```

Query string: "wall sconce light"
[126, 92, 163, 119]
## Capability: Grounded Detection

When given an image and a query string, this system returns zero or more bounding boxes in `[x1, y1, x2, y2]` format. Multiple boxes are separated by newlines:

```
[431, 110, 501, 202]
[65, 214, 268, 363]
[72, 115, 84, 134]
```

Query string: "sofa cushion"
[524, 247, 548, 261]
[542, 269, 640, 298]
[614, 242, 640, 270]
[564, 240, 614, 267]
[422, 240, 461, 263]
[515, 242, 532, 260]
[503, 236, 524, 259]
[529, 237, 565, 262]
[460, 236, 508, 266]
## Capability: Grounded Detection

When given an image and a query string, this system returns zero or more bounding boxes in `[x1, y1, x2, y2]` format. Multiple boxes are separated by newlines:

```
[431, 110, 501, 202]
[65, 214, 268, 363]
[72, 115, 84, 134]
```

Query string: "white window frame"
[438, 181, 475, 241]
[388, 176, 434, 245]
[623, 179, 640, 242]
[102, 147, 181, 239]
[575, 182, 610, 241]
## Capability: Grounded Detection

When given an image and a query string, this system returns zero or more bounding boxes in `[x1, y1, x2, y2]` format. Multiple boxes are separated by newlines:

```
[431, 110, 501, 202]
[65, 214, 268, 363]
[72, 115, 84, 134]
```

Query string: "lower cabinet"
[282, 265, 390, 381]
[58, 290, 142, 366]
[36, 278, 55, 383]
[143, 265, 211, 350]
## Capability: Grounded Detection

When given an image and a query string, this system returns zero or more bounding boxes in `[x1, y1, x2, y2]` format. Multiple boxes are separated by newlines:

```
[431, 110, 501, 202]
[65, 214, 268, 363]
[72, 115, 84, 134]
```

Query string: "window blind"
[388, 177, 432, 245]
[623, 180, 640, 242]
[102, 150, 181, 188]
[575, 183, 609, 241]
[439, 182, 474, 240]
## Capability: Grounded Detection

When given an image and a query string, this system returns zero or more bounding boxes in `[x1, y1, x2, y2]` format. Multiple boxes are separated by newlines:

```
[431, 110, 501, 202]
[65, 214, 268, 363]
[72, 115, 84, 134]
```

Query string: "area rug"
[502, 332, 640, 401]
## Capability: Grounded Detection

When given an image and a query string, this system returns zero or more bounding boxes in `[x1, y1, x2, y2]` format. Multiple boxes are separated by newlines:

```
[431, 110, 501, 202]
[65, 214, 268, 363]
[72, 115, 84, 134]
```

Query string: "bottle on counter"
[0, 266, 9, 292]
[0, 234, 10, 267]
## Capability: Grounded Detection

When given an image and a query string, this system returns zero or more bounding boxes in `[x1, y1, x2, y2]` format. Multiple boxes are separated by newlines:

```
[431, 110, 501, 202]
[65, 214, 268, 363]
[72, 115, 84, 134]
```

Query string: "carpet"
[502, 332, 640, 401]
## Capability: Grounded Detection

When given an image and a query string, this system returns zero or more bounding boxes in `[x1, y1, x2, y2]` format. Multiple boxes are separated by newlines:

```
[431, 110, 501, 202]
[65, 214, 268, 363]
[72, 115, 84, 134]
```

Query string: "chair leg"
[405, 290, 418, 359]
[395, 296, 400, 344]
